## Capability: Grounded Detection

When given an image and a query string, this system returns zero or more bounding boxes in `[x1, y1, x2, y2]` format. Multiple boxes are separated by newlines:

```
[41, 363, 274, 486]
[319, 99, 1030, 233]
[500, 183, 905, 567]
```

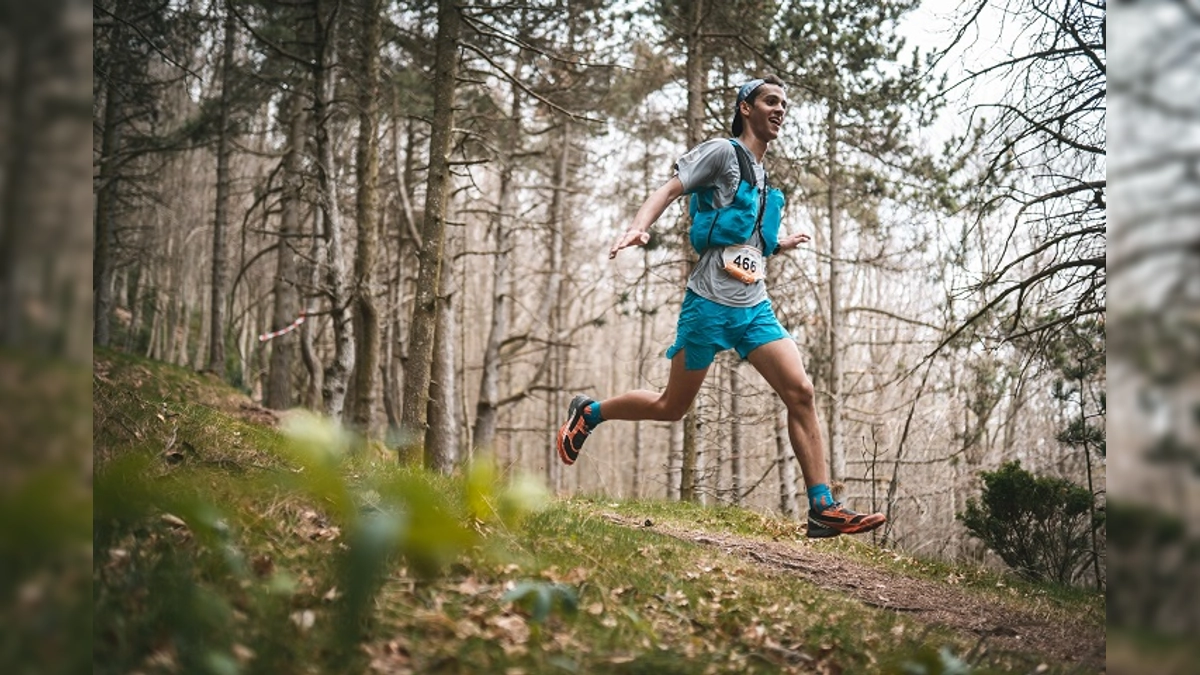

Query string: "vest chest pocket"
[722, 245, 765, 284]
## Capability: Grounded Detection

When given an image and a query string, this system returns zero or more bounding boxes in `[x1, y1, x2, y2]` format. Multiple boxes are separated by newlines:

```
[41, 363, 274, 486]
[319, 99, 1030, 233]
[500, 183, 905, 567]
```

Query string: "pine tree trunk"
[401, 0, 461, 461]
[193, 282, 209, 371]
[301, 210, 325, 410]
[384, 111, 418, 435]
[207, 4, 237, 378]
[825, 102, 846, 482]
[679, 0, 705, 500]
[776, 407, 798, 518]
[715, 363, 728, 501]
[730, 363, 743, 506]
[93, 35, 124, 348]
[538, 121, 570, 487]
[1080, 373, 1101, 590]
[668, 418, 683, 500]
[351, 0, 382, 433]
[681, 398, 699, 503]
[123, 266, 143, 351]
[313, 0, 355, 419]
[164, 235, 180, 363]
[426, 228, 459, 472]
[472, 76, 521, 453]
[632, 247, 651, 498]
[175, 295, 190, 366]
[266, 91, 307, 410]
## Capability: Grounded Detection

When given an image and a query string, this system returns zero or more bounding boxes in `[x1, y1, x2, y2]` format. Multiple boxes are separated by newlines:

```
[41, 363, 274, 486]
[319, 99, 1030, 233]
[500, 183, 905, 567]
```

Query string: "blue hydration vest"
[687, 139, 785, 256]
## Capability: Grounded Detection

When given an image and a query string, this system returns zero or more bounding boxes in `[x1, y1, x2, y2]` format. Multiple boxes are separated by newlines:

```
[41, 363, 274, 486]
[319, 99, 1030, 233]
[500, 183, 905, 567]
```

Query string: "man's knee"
[783, 377, 816, 410]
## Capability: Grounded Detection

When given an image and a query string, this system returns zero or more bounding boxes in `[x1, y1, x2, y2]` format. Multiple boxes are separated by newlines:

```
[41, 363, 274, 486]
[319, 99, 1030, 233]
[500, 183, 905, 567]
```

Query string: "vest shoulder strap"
[729, 139, 757, 187]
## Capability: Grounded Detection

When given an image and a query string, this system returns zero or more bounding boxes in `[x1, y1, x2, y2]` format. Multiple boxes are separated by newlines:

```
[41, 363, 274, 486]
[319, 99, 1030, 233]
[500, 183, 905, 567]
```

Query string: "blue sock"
[808, 483, 834, 511]
[583, 402, 604, 428]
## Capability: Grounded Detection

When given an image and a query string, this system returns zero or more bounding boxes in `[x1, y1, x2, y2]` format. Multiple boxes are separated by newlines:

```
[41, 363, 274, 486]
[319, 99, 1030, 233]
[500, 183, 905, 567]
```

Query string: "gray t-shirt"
[674, 139, 769, 307]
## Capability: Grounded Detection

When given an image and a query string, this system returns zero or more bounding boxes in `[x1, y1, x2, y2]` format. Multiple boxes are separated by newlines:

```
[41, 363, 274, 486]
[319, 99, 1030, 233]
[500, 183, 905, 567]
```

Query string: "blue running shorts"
[665, 290, 791, 370]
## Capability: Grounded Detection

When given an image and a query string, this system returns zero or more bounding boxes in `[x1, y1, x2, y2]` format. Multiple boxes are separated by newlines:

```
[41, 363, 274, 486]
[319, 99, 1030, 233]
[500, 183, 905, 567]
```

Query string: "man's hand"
[776, 232, 811, 251]
[609, 229, 651, 259]
[612, 177, 683, 260]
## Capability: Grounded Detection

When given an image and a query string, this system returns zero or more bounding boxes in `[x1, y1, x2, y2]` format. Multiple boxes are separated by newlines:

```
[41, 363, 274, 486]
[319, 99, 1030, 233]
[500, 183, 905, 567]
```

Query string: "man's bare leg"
[557, 350, 709, 464]
[746, 338, 885, 537]
[744, 338, 827, 487]
[598, 350, 709, 422]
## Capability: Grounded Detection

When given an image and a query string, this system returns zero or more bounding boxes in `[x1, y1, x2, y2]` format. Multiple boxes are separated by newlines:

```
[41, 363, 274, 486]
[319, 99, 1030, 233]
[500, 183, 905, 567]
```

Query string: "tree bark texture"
[472, 75, 521, 453]
[265, 91, 307, 410]
[538, 120, 570, 486]
[313, 0, 355, 420]
[351, 0, 383, 433]
[776, 406, 798, 518]
[679, 0, 705, 501]
[825, 101, 845, 482]
[301, 210, 324, 411]
[402, 0, 461, 461]
[207, 3, 237, 377]
[426, 228, 459, 472]
[681, 398, 699, 503]
[730, 363, 743, 506]
[93, 23, 125, 348]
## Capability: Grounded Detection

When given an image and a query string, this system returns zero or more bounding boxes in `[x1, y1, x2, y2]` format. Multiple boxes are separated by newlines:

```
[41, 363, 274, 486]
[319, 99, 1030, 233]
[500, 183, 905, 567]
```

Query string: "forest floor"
[595, 510, 1103, 671]
[90, 348, 1108, 675]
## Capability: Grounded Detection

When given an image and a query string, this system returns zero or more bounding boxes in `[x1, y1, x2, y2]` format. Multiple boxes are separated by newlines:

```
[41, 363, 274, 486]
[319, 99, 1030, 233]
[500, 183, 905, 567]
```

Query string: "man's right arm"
[609, 176, 685, 259]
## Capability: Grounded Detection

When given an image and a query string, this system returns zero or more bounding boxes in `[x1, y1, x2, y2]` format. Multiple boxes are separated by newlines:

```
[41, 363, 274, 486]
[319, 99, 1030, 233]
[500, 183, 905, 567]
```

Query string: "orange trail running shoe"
[807, 503, 886, 539]
[557, 394, 596, 465]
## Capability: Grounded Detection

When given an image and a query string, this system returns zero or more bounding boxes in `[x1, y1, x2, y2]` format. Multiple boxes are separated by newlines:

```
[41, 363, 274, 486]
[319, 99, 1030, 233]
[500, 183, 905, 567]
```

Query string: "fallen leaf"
[232, 644, 255, 664]
[564, 566, 590, 584]
[456, 619, 482, 639]
[161, 514, 188, 529]
[490, 614, 530, 645]
[145, 648, 177, 670]
[290, 610, 315, 631]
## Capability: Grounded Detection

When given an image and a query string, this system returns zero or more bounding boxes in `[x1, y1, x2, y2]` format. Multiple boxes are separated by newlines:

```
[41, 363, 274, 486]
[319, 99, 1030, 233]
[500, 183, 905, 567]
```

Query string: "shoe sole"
[556, 419, 579, 465]
[807, 514, 886, 539]
[557, 396, 591, 465]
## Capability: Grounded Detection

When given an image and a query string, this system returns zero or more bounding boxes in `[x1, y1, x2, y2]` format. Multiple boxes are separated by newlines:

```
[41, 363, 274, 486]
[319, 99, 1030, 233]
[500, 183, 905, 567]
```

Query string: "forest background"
[89, 0, 1107, 572]
[1, 0, 1198, 665]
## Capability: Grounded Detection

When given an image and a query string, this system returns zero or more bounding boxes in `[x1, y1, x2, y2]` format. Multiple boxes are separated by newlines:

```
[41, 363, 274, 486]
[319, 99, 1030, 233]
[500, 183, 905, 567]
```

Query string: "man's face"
[741, 84, 788, 141]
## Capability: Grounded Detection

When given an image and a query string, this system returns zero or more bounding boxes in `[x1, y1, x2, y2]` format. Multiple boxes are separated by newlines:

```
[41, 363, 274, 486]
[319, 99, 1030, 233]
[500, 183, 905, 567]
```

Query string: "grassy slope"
[93, 350, 1103, 675]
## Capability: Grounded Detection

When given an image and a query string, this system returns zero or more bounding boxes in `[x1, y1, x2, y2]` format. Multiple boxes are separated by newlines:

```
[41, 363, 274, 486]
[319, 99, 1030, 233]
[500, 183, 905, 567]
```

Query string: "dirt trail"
[602, 513, 1104, 672]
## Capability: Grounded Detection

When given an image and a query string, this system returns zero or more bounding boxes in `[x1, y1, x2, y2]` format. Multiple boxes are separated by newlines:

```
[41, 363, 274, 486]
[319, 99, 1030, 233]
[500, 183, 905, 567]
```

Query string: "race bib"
[722, 245, 765, 284]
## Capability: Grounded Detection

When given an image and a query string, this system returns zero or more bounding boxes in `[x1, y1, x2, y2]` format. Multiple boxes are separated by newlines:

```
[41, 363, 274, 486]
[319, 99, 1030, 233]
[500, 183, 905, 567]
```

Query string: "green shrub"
[958, 461, 1103, 585]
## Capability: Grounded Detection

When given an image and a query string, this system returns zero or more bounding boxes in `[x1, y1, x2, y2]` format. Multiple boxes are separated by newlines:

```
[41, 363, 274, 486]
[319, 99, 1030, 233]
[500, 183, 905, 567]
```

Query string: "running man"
[556, 75, 886, 538]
